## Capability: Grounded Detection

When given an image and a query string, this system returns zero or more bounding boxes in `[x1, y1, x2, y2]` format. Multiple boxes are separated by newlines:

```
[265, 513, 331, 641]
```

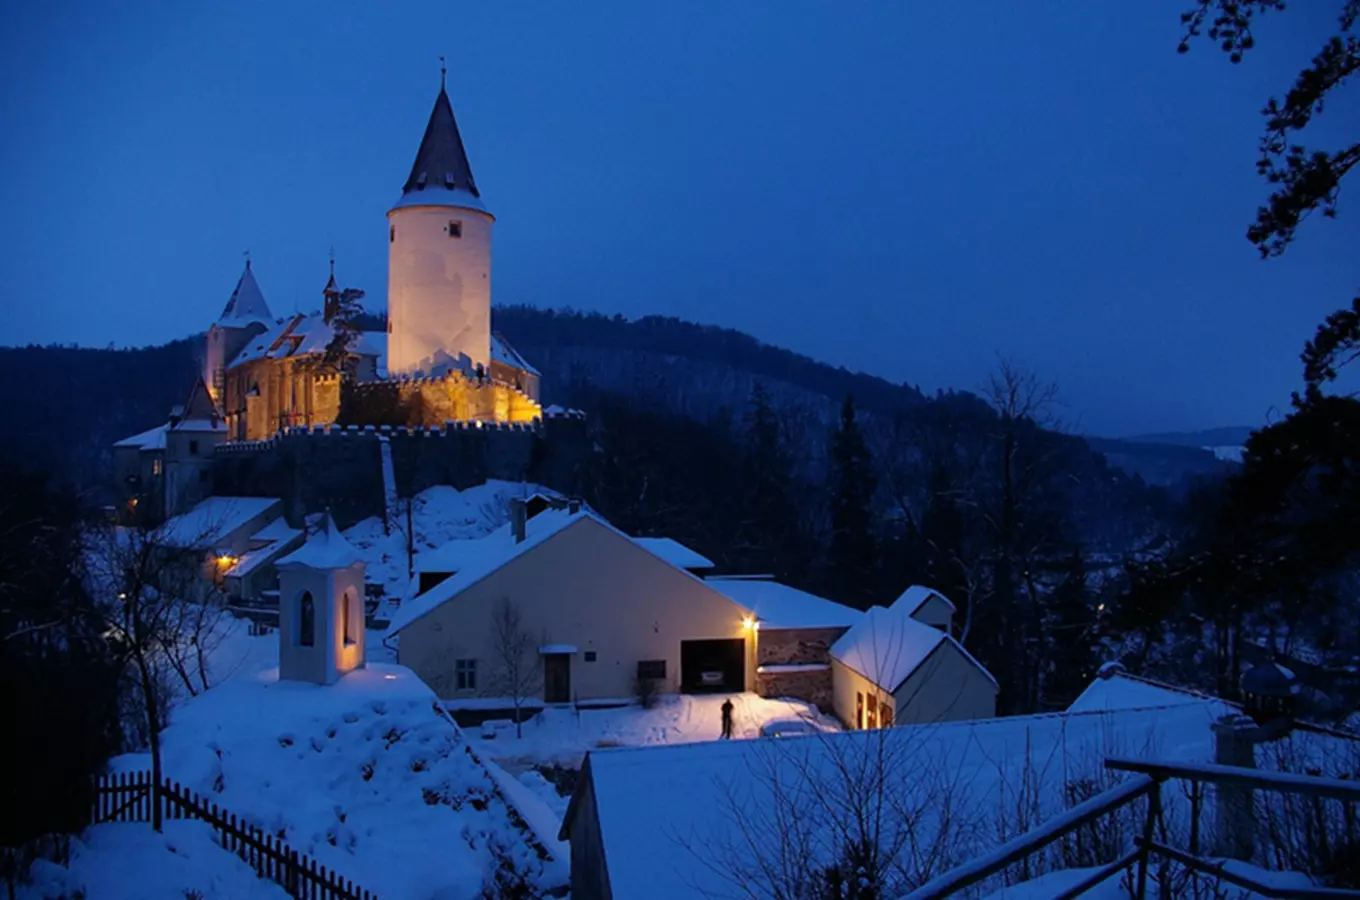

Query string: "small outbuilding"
[276, 513, 367, 685]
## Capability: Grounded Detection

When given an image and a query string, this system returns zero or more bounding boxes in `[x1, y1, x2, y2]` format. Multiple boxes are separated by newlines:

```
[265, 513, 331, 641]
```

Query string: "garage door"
[680, 638, 745, 693]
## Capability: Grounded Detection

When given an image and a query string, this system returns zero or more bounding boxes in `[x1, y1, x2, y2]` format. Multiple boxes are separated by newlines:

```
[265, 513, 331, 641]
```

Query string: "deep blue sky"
[2, 2, 1356, 436]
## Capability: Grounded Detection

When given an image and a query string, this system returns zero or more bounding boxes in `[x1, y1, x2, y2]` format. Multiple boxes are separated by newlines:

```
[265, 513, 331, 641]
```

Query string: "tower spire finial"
[439, 56, 446, 91]
[328, 245, 335, 279]
[244, 248, 251, 269]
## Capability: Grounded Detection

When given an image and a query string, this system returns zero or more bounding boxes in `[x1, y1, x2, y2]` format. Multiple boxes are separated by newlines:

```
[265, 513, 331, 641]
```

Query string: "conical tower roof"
[218, 261, 274, 327]
[391, 84, 489, 215]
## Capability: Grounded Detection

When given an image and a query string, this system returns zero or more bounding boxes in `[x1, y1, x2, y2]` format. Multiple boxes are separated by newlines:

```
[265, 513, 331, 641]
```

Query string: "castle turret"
[386, 76, 492, 378]
[206, 261, 274, 404]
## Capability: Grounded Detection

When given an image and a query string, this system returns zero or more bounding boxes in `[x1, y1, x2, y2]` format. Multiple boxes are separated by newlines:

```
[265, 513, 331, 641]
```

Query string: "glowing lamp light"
[742, 615, 759, 632]
[216, 554, 237, 568]
[383, 673, 399, 680]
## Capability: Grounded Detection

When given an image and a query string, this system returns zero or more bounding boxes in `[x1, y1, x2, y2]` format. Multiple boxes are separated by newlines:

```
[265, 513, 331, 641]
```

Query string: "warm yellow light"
[216, 554, 237, 568]
[742, 615, 756, 631]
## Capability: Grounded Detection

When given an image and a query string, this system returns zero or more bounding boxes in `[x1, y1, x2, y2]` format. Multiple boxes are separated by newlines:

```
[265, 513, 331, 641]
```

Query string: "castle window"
[584, 650, 597, 663]
[152, 459, 162, 476]
[390, 225, 395, 243]
[189, 440, 199, 455]
[297, 592, 315, 647]
[198, 470, 209, 484]
[447, 220, 462, 239]
[455, 659, 477, 691]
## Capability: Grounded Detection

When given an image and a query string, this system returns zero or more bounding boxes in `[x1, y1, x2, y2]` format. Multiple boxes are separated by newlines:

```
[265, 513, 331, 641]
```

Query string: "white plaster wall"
[387, 205, 492, 377]
[909, 594, 955, 632]
[892, 643, 997, 726]
[397, 518, 754, 701]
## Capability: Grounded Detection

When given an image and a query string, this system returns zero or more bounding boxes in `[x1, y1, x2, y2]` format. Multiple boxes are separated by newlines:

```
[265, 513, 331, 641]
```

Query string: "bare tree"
[489, 597, 541, 739]
[83, 512, 234, 831]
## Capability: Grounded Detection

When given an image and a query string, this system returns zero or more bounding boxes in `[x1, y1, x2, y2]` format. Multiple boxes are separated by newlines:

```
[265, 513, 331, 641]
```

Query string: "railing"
[902, 757, 1360, 900]
[93, 771, 378, 900]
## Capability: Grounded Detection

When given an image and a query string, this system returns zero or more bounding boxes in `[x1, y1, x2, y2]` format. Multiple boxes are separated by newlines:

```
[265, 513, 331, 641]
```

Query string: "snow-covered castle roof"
[217, 261, 274, 327]
[391, 84, 488, 215]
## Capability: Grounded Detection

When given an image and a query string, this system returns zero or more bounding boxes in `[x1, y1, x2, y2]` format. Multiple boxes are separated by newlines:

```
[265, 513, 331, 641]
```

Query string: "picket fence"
[93, 771, 378, 900]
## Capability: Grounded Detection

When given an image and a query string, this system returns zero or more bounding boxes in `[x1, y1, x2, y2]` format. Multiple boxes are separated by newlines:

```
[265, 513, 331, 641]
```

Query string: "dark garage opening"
[681, 638, 745, 693]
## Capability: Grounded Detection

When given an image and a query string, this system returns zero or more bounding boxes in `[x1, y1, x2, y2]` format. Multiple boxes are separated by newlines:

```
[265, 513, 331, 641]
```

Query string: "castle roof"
[218, 261, 274, 327]
[392, 86, 488, 215]
[229, 313, 381, 369]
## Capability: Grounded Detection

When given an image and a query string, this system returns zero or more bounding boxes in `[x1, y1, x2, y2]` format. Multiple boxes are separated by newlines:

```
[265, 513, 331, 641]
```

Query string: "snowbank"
[112, 664, 558, 898]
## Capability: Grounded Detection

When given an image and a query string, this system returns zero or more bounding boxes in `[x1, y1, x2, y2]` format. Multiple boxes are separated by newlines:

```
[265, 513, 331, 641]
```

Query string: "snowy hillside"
[344, 480, 555, 605]
[109, 661, 562, 898]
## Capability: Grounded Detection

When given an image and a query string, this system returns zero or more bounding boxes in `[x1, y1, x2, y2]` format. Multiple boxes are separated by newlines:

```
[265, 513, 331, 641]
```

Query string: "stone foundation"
[753, 625, 851, 712]
[756, 666, 834, 712]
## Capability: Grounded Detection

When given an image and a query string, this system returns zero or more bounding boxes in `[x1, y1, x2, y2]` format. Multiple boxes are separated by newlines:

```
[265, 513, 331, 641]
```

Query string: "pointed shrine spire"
[400, 73, 480, 199]
[218, 259, 274, 327]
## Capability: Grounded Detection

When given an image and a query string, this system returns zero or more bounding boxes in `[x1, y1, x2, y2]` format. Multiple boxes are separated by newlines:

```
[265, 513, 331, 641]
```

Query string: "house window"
[189, 440, 199, 455]
[584, 651, 597, 663]
[341, 592, 356, 646]
[856, 691, 864, 730]
[447, 220, 462, 238]
[880, 703, 894, 728]
[297, 592, 315, 647]
[455, 659, 477, 691]
[866, 693, 878, 730]
[637, 659, 666, 681]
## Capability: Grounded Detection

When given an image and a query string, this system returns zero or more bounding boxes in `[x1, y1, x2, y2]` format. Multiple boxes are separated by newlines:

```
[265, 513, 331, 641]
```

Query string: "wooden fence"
[93, 771, 378, 900]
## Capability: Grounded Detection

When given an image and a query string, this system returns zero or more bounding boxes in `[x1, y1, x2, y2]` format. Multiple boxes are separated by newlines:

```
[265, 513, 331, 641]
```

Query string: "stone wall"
[756, 626, 849, 667]
[756, 667, 834, 712]
[752, 625, 850, 713]
[212, 411, 590, 530]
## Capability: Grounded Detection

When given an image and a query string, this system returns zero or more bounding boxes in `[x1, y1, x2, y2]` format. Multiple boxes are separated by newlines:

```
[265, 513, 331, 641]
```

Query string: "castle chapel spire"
[218, 259, 273, 326]
[401, 80, 480, 199]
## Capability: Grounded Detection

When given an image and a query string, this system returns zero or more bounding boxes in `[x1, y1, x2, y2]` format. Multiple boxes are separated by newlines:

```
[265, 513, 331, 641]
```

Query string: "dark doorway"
[544, 653, 571, 703]
[680, 638, 745, 693]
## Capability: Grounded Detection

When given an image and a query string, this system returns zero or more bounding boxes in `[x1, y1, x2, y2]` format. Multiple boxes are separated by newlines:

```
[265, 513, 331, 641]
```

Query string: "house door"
[544, 653, 571, 704]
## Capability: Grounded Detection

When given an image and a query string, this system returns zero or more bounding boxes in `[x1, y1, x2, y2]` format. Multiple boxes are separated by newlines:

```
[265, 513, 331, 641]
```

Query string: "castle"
[114, 77, 583, 526]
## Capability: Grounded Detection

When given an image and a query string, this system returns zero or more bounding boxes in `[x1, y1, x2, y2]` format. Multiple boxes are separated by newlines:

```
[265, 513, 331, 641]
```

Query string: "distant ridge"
[1123, 426, 1256, 448]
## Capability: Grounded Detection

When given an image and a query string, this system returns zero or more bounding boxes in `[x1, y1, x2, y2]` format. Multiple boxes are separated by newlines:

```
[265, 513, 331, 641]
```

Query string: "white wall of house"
[892, 642, 997, 726]
[831, 642, 996, 729]
[909, 594, 954, 631]
[397, 517, 755, 701]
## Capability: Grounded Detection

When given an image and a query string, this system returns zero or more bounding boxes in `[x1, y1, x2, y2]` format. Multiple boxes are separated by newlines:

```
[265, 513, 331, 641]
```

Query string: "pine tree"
[827, 394, 879, 608]
[737, 382, 801, 577]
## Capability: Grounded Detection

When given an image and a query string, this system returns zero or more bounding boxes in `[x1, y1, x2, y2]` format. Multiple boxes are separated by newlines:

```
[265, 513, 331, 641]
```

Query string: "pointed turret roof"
[391, 84, 490, 215]
[277, 512, 364, 570]
[218, 261, 274, 327]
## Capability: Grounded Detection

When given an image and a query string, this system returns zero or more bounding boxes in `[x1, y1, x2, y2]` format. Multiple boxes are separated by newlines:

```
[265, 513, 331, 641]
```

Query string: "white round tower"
[387, 83, 493, 378]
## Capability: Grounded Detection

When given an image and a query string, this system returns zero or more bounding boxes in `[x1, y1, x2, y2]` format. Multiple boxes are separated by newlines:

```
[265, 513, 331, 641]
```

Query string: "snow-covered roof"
[388, 510, 591, 634]
[229, 314, 380, 369]
[415, 507, 577, 574]
[390, 509, 728, 636]
[277, 513, 364, 570]
[156, 497, 282, 550]
[707, 578, 860, 630]
[249, 517, 301, 544]
[893, 584, 956, 616]
[491, 332, 539, 376]
[632, 537, 714, 571]
[1068, 671, 1235, 716]
[113, 423, 168, 450]
[563, 701, 1231, 900]
[217, 261, 274, 327]
[831, 604, 995, 693]
[390, 186, 489, 215]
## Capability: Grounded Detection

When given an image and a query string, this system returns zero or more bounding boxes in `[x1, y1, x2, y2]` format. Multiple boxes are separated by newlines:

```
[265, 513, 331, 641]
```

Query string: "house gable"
[396, 516, 753, 700]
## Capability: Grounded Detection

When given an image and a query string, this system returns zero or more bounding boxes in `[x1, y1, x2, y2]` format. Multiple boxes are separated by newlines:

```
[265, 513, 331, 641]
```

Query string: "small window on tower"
[447, 220, 462, 239]
[189, 440, 199, 455]
[389, 225, 395, 243]
[444, 173, 456, 189]
[416, 172, 427, 188]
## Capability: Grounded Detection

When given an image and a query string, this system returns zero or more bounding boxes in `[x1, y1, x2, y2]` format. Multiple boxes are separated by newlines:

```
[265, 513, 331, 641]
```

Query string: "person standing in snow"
[720, 697, 734, 739]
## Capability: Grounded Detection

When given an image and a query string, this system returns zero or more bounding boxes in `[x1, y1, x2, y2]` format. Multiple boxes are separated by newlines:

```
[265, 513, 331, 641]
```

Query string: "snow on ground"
[22, 821, 290, 900]
[344, 480, 554, 604]
[111, 664, 560, 899]
[467, 692, 839, 770]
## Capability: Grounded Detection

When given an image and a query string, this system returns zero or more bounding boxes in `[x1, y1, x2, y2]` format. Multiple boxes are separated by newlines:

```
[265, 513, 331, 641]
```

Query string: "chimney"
[568, 498, 582, 515]
[509, 498, 527, 544]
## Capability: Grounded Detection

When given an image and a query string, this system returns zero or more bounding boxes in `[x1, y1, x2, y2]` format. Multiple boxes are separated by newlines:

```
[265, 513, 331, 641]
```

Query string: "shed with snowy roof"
[829, 591, 996, 728]
[277, 513, 367, 685]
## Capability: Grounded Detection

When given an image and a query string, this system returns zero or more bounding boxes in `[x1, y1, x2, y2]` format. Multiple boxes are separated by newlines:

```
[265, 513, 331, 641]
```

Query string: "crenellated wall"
[211, 410, 588, 529]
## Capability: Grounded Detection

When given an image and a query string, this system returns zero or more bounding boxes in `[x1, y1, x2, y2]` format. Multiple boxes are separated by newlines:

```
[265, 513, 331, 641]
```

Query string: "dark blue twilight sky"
[1, 2, 1356, 436]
